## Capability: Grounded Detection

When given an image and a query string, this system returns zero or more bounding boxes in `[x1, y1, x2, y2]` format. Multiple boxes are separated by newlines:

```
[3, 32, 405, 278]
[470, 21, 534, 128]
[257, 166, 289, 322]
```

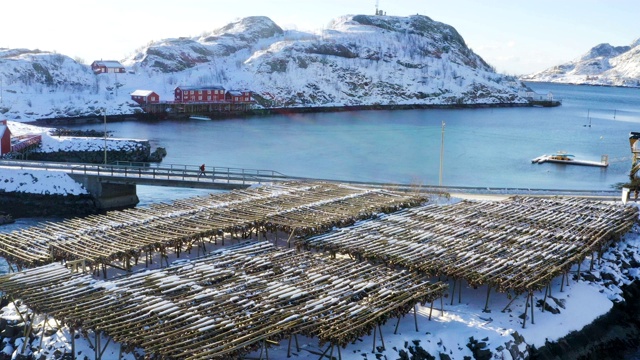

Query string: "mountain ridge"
[521, 38, 640, 86]
[0, 15, 531, 122]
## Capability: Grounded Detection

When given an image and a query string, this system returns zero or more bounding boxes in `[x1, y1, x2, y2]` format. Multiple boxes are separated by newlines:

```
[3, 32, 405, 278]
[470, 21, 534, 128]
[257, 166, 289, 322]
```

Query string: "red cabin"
[174, 85, 226, 103]
[225, 90, 253, 103]
[0, 120, 11, 155]
[130, 90, 160, 105]
[91, 60, 125, 74]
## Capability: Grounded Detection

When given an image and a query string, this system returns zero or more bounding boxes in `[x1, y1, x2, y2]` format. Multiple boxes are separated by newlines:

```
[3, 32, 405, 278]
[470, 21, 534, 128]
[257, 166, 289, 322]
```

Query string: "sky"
[1, 0, 639, 75]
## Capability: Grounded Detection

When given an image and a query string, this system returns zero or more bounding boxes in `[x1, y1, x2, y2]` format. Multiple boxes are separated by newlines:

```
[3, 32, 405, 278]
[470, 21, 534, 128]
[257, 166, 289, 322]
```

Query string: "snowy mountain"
[0, 15, 529, 122]
[521, 39, 640, 86]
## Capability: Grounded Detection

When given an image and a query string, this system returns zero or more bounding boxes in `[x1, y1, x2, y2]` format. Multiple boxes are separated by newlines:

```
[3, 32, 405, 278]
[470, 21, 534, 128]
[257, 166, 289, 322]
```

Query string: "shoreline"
[28, 100, 558, 126]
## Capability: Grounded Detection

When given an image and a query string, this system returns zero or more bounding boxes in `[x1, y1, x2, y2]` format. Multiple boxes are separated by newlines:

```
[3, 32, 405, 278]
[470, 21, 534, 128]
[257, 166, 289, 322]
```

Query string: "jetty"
[532, 153, 609, 167]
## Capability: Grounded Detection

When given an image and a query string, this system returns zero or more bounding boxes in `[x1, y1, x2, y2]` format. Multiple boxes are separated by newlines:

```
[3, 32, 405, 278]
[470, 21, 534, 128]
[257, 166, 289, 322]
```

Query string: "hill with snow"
[521, 38, 640, 86]
[0, 15, 530, 122]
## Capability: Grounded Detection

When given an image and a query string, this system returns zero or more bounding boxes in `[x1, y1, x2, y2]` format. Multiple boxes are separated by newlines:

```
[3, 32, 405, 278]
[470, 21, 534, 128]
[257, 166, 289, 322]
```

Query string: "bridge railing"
[0, 160, 292, 186]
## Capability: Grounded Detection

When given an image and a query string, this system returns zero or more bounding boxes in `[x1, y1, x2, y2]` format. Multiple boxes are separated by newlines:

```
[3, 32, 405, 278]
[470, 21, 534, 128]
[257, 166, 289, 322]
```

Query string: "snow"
[0, 121, 147, 195]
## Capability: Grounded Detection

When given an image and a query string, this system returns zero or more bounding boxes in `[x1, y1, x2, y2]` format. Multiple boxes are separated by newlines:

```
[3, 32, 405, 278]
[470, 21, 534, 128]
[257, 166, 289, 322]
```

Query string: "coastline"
[28, 100, 556, 126]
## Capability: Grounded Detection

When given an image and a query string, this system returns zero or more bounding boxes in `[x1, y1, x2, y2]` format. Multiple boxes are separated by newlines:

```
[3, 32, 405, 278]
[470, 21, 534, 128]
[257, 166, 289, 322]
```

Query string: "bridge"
[0, 160, 294, 190]
[0, 159, 623, 211]
[0, 160, 299, 211]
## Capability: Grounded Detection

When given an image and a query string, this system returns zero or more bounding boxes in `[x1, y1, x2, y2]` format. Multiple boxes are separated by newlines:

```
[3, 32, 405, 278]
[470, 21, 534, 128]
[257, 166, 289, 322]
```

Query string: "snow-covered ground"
[0, 121, 148, 195]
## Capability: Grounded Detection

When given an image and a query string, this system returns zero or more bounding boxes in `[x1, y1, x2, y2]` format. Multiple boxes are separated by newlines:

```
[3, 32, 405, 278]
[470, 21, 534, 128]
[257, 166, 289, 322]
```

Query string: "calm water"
[67, 82, 640, 199]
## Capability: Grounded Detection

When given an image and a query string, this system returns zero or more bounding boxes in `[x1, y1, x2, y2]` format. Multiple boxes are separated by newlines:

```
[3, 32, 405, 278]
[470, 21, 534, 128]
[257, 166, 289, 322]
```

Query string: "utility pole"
[103, 109, 107, 164]
[439, 121, 445, 186]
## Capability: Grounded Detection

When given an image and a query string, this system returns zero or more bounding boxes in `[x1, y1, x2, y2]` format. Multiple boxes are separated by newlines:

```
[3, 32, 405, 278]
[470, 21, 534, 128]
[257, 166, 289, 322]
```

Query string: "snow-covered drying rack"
[0, 242, 447, 359]
[302, 196, 638, 327]
[0, 181, 425, 272]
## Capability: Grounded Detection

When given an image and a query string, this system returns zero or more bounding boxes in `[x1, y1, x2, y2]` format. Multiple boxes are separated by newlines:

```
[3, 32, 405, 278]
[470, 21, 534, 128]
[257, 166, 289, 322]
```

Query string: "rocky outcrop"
[0, 191, 98, 218]
[27, 140, 158, 163]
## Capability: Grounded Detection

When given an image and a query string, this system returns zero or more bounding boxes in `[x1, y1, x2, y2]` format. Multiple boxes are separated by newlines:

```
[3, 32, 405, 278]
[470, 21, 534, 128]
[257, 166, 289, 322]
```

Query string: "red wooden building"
[91, 60, 126, 74]
[174, 85, 226, 103]
[130, 90, 160, 105]
[225, 90, 253, 103]
[0, 120, 11, 155]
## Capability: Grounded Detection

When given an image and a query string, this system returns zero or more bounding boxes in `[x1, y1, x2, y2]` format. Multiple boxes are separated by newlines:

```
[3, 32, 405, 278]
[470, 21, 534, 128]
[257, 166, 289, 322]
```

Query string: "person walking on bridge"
[198, 164, 206, 178]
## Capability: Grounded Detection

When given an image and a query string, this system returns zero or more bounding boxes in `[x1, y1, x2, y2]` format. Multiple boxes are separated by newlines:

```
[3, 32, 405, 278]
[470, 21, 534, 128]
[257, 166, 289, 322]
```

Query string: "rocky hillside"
[521, 39, 640, 87]
[0, 15, 530, 122]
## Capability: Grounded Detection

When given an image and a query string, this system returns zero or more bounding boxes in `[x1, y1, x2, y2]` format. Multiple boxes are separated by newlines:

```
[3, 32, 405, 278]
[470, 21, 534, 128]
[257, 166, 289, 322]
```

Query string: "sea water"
[66, 82, 640, 196]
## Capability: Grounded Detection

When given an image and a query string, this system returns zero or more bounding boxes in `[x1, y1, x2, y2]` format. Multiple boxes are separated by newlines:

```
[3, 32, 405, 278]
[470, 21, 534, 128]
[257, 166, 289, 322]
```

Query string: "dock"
[532, 153, 608, 168]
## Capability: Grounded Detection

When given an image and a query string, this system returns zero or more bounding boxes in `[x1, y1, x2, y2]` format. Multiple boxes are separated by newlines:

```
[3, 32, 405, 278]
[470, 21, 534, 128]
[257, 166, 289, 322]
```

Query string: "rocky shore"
[0, 192, 98, 218]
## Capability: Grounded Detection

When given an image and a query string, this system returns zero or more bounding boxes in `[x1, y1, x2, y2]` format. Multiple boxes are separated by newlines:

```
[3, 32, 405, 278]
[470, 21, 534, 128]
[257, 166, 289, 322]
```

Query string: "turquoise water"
[70, 82, 640, 194]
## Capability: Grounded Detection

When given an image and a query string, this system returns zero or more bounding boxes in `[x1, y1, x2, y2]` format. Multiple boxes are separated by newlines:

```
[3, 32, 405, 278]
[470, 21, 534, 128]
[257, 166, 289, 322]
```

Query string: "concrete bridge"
[0, 160, 295, 211]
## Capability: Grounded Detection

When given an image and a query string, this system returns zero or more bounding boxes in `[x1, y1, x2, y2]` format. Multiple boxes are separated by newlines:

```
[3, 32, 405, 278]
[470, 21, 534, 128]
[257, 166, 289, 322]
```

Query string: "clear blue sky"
[2, 0, 638, 75]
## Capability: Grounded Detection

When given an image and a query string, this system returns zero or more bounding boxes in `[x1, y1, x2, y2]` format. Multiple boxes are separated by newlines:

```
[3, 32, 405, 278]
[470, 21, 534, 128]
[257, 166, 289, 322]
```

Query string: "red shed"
[0, 120, 11, 155]
[225, 90, 253, 103]
[174, 85, 225, 103]
[91, 60, 125, 74]
[130, 90, 160, 105]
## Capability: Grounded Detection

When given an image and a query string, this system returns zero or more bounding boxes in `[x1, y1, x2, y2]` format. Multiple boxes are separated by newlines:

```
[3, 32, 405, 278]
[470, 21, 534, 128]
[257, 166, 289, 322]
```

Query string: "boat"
[531, 152, 608, 167]
[189, 115, 211, 121]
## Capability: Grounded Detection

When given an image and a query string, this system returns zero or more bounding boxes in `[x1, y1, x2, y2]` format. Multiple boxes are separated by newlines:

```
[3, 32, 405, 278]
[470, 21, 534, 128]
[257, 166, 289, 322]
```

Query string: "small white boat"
[531, 152, 608, 167]
[189, 115, 211, 121]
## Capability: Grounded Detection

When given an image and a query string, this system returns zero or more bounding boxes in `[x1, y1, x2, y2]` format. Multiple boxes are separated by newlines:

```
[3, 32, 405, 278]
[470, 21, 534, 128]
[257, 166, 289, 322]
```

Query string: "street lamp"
[439, 121, 445, 186]
[103, 109, 107, 164]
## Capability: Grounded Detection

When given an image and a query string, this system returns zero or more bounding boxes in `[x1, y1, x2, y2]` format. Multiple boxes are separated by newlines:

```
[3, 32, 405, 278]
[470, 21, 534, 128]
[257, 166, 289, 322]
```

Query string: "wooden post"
[71, 327, 76, 360]
[372, 324, 377, 353]
[94, 331, 99, 360]
[450, 278, 457, 306]
[522, 293, 530, 329]
[560, 272, 565, 292]
[530, 291, 535, 325]
[483, 286, 492, 312]
[394, 315, 401, 334]
[378, 323, 385, 350]
[458, 278, 462, 304]
[429, 299, 435, 320]
[287, 228, 296, 249]
[501, 293, 519, 313]
[414, 304, 419, 332]
[20, 313, 33, 356]
[541, 285, 549, 313]
[287, 335, 293, 358]
[577, 261, 582, 282]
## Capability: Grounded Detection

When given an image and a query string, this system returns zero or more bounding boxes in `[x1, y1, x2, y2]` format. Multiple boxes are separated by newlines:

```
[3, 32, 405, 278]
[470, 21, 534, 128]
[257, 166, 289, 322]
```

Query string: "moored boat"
[531, 152, 608, 167]
[189, 115, 211, 121]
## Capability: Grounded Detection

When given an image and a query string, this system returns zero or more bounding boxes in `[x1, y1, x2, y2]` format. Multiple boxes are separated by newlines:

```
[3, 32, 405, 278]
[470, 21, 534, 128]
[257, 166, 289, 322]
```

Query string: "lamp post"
[439, 121, 445, 186]
[103, 109, 107, 164]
